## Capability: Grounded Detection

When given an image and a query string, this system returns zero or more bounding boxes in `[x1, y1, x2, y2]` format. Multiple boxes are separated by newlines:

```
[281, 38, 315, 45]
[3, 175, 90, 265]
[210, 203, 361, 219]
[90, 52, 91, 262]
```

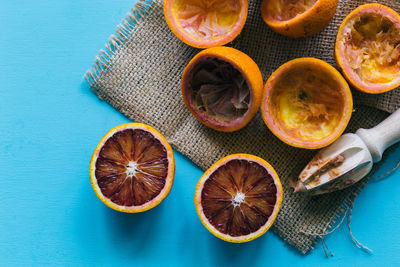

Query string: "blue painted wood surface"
[1, 0, 399, 265]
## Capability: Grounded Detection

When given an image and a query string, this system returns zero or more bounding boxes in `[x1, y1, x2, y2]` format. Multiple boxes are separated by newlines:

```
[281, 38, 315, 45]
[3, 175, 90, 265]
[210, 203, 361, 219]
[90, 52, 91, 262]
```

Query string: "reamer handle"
[356, 108, 400, 163]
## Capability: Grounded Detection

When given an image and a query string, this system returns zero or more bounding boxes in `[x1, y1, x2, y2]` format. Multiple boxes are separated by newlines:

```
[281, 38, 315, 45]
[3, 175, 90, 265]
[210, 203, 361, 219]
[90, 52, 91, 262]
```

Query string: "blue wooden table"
[1, 0, 400, 265]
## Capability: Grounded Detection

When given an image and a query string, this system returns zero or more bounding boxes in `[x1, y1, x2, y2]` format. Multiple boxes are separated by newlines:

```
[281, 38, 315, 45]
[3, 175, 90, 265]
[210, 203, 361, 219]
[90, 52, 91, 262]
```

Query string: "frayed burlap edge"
[85, 0, 156, 86]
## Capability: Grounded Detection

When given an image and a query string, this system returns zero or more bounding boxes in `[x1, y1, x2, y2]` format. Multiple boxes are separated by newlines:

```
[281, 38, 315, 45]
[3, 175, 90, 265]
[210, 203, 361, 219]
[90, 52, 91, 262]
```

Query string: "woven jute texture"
[85, 0, 400, 253]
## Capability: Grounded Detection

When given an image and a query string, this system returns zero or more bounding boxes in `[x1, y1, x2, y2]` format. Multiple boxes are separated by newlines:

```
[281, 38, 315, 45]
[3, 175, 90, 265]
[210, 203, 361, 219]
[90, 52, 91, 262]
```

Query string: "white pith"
[232, 192, 246, 207]
[125, 161, 138, 177]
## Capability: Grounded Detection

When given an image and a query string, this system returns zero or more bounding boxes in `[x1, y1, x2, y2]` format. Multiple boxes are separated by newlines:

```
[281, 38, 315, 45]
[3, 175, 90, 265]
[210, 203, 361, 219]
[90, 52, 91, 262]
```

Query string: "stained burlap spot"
[85, 0, 400, 253]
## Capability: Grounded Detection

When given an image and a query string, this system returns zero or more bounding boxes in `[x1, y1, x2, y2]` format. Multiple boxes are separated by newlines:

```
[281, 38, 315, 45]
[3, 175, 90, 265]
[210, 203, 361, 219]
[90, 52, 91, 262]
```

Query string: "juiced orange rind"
[181, 46, 263, 132]
[164, 0, 248, 48]
[335, 3, 400, 94]
[261, 0, 337, 38]
[261, 58, 353, 149]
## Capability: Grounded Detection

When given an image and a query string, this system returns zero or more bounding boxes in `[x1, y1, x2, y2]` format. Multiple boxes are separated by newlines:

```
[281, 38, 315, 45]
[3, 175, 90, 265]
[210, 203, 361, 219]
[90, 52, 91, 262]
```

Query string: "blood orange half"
[195, 154, 283, 243]
[335, 3, 400, 94]
[164, 0, 248, 48]
[89, 123, 175, 213]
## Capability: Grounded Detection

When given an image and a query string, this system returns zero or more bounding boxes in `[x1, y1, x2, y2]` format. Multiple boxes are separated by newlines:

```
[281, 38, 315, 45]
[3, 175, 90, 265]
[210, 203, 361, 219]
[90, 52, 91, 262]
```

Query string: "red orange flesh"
[195, 154, 283, 243]
[261, 0, 337, 38]
[89, 123, 175, 213]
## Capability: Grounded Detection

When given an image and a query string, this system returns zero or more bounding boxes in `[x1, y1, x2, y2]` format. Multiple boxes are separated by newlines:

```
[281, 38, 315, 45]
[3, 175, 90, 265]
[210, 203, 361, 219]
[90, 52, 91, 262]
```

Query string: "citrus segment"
[261, 0, 337, 37]
[195, 154, 282, 242]
[164, 0, 248, 48]
[89, 123, 175, 213]
[181, 47, 263, 132]
[335, 4, 400, 93]
[261, 58, 353, 149]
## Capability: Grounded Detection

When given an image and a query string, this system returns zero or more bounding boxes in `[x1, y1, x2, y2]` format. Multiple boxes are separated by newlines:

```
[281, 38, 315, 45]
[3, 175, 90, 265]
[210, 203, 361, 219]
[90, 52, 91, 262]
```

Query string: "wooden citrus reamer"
[295, 108, 400, 195]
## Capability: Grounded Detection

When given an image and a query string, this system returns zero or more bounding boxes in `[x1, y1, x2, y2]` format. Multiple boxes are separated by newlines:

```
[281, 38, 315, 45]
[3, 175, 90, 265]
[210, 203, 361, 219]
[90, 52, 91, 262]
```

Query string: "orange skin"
[261, 0, 338, 38]
[194, 154, 283, 243]
[335, 3, 400, 94]
[163, 0, 248, 48]
[89, 123, 175, 213]
[181, 46, 263, 132]
[261, 58, 353, 149]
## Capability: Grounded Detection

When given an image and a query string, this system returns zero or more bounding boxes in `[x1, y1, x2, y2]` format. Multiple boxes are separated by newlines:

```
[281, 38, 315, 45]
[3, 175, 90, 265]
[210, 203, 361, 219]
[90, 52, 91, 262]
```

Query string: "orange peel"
[181, 46, 263, 132]
[164, 0, 248, 48]
[335, 3, 400, 94]
[261, 58, 353, 149]
[261, 0, 337, 38]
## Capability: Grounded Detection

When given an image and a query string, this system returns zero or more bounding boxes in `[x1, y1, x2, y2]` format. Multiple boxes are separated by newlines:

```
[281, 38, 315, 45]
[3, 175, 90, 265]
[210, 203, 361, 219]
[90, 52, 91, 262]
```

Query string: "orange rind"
[335, 3, 400, 94]
[261, 0, 337, 38]
[164, 0, 248, 48]
[181, 46, 263, 132]
[261, 58, 353, 149]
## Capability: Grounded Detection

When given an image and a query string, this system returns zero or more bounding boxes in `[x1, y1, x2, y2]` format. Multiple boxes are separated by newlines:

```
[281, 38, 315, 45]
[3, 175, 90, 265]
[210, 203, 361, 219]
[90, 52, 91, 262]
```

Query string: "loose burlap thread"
[85, 0, 400, 253]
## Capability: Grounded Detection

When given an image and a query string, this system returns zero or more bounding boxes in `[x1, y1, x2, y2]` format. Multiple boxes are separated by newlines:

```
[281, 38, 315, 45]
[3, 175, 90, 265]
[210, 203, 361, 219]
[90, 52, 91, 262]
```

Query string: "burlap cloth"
[85, 0, 400, 253]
